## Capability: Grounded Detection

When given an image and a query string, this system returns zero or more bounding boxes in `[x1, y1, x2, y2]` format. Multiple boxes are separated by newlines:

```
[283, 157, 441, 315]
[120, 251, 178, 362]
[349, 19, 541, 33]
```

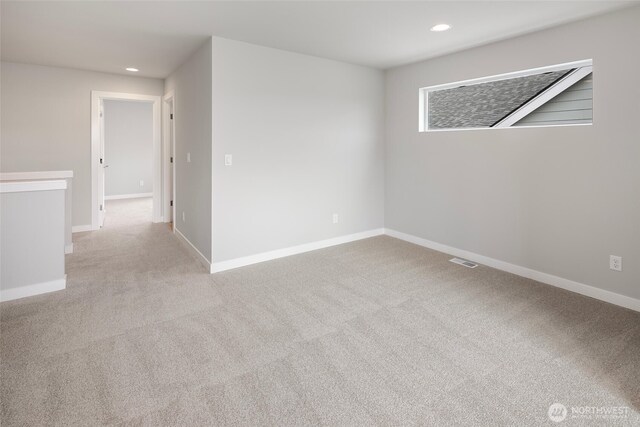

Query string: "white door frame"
[162, 90, 176, 231]
[90, 91, 163, 229]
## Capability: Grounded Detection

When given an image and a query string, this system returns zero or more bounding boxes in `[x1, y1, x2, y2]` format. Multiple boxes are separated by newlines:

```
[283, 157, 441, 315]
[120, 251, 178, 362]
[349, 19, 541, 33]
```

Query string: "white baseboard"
[384, 229, 640, 313]
[210, 228, 385, 273]
[174, 227, 211, 272]
[0, 276, 66, 302]
[72, 224, 93, 233]
[65, 243, 74, 254]
[105, 192, 152, 200]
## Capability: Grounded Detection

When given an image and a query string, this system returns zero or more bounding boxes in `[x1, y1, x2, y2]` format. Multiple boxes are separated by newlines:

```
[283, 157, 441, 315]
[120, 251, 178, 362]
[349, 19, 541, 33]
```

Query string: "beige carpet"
[2, 198, 639, 425]
[103, 196, 153, 228]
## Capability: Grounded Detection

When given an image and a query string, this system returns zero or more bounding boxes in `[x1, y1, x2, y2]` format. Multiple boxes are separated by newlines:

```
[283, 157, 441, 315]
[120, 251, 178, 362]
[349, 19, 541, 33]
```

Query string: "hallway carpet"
[2, 199, 639, 425]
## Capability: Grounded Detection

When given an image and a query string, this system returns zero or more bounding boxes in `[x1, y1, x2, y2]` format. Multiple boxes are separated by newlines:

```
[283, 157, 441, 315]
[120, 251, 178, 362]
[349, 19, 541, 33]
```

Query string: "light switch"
[187, 152, 191, 163]
[225, 154, 233, 166]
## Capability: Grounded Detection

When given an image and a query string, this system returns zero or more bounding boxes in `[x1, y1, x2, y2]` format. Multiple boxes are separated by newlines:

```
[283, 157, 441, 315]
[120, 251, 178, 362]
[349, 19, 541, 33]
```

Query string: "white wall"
[210, 37, 385, 263]
[103, 100, 153, 197]
[385, 6, 640, 300]
[164, 39, 213, 262]
[0, 62, 164, 227]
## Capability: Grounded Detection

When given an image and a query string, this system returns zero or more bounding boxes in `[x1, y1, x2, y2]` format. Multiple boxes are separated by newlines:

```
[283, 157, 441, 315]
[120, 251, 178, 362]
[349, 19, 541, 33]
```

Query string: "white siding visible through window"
[514, 73, 592, 127]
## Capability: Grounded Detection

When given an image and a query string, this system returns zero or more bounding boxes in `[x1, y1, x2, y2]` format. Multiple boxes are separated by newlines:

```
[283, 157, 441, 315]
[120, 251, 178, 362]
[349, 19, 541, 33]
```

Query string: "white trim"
[0, 180, 66, 193]
[0, 276, 66, 302]
[72, 224, 93, 233]
[423, 122, 592, 133]
[174, 227, 211, 272]
[163, 91, 176, 227]
[494, 66, 593, 128]
[210, 228, 385, 273]
[418, 87, 427, 132]
[65, 243, 74, 254]
[0, 170, 73, 180]
[384, 229, 640, 313]
[91, 91, 163, 230]
[104, 192, 153, 200]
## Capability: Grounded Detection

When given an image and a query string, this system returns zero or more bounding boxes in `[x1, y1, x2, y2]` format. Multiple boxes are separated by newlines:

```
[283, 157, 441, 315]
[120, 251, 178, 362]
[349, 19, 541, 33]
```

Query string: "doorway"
[90, 91, 163, 230]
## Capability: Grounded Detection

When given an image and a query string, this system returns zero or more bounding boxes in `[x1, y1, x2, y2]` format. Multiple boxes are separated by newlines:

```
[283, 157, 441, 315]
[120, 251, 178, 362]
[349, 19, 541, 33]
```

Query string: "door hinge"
[170, 157, 173, 163]
[100, 204, 103, 211]
[170, 113, 174, 120]
[170, 200, 173, 207]
[100, 158, 103, 164]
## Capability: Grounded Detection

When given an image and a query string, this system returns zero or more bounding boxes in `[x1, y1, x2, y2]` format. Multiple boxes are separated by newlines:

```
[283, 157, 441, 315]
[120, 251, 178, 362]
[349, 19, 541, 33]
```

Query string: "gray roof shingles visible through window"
[428, 70, 570, 129]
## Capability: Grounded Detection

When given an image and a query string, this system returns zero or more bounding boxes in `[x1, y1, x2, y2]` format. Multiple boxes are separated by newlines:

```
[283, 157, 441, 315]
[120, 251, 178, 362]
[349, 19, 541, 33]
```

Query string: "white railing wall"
[0, 179, 67, 301]
[0, 171, 74, 253]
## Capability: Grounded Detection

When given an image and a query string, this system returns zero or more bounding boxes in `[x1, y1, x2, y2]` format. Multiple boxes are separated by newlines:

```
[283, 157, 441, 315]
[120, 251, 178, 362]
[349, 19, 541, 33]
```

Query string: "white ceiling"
[1, 1, 634, 78]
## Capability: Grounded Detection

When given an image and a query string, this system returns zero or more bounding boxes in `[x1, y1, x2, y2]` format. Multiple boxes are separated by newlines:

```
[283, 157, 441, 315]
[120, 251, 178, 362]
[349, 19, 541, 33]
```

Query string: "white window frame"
[418, 59, 593, 133]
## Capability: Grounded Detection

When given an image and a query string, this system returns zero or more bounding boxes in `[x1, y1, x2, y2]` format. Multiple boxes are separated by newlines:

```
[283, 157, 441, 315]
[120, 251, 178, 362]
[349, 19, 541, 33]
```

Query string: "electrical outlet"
[182, 211, 186, 222]
[225, 154, 233, 166]
[139, 180, 144, 187]
[332, 213, 339, 224]
[610, 255, 622, 272]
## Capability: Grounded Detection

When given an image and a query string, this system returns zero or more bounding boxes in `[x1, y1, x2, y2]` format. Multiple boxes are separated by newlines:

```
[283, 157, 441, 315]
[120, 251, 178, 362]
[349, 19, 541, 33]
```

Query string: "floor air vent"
[449, 258, 478, 268]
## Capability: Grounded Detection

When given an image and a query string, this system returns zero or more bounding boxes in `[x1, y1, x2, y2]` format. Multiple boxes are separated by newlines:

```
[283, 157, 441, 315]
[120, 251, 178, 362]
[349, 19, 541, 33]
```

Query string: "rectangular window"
[419, 59, 593, 132]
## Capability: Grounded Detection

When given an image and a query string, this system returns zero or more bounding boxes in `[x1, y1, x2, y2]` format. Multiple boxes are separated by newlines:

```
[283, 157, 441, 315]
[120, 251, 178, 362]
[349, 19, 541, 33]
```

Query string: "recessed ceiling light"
[430, 24, 451, 32]
[126, 67, 139, 72]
